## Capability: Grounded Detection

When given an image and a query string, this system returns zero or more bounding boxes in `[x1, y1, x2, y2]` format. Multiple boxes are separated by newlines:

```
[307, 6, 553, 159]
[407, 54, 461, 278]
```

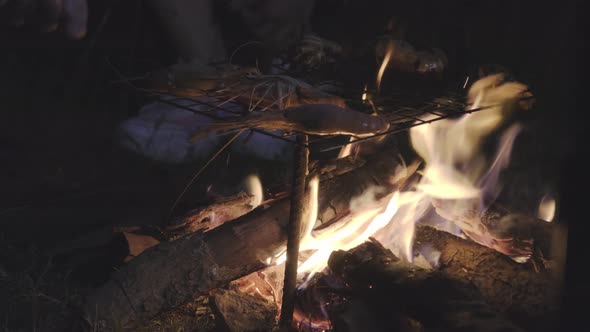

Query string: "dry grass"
[0, 241, 88, 332]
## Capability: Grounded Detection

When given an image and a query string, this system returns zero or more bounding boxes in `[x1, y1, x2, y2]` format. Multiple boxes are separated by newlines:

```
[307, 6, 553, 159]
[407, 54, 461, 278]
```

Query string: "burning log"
[292, 226, 560, 331]
[87, 156, 369, 263]
[83, 149, 408, 330]
[432, 198, 567, 268]
[165, 192, 260, 239]
[479, 203, 565, 263]
[163, 155, 368, 240]
[412, 226, 561, 329]
[82, 145, 559, 330]
[327, 238, 528, 332]
[83, 201, 286, 330]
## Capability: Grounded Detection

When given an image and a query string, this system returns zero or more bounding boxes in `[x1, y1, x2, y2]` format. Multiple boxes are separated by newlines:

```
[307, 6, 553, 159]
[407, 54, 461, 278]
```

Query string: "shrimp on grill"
[190, 104, 391, 142]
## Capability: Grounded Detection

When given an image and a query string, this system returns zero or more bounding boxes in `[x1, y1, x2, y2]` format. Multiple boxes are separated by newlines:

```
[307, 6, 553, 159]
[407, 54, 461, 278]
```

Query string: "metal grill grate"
[115, 68, 529, 154]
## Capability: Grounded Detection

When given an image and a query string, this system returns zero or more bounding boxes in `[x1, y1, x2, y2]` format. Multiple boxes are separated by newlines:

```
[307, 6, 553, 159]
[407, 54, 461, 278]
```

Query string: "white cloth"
[118, 97, 293, 163]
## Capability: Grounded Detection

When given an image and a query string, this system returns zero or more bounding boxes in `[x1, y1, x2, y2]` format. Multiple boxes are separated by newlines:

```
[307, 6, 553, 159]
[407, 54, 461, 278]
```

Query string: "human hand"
[0, 0, 88, 39]
[473, 67, 535, 111]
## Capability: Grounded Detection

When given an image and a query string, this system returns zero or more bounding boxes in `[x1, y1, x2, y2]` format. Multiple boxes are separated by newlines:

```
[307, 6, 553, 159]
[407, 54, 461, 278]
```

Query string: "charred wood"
[328, 238, 529, 332]
[413, 226, 561, 330]
[83, 149, 406, 330]
[433, 198, 567, 273]
[82, 147, 558, 330]
[165, 155, 369, 240]
[165, 193, 259, 239]
[83, 200, 285, 330]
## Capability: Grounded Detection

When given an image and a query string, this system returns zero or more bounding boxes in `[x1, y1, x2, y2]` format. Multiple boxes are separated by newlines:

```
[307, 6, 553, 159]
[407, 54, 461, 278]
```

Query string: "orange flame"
[538, 194, 556, 222]
[377, 40, 394, 92]
[266, 74, 538, 289]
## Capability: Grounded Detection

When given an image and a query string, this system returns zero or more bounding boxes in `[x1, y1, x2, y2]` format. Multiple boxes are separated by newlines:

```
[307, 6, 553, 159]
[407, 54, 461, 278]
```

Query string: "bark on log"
[82, 147, 560, 330]
[83, 150, 406, 330]
[328, 241, 525, 332]
[165, 193, 259, 239]
[52, 155, 367, 272]
[165, 155, 369, 240]
[478, 203, 566, 262]
[292, 225, 560, 332]
[83, 200, 286, 330]
[433, 198, 568, 271]
[413, 226, 561, 330]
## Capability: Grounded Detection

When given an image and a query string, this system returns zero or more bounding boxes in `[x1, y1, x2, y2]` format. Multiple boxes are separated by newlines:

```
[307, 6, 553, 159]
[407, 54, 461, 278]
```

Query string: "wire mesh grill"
[119, 71, 514, 154]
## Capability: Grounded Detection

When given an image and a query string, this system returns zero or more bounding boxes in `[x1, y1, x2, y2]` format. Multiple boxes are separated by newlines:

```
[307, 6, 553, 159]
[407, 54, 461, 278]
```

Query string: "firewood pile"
[67, 55, 562, 332]
[79, 141, 564, 332]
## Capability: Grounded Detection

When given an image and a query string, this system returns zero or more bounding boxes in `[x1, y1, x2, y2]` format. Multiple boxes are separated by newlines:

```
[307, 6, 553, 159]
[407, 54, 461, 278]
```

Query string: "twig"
[279, 134, 309, 331]
[170, 129, 246, 214]
[229, 41, 262, 66]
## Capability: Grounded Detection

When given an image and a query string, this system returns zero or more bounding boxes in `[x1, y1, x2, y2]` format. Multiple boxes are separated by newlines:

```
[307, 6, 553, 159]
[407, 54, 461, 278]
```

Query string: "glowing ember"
[376, 40, 394, 92]
[538, 194, 556, 222]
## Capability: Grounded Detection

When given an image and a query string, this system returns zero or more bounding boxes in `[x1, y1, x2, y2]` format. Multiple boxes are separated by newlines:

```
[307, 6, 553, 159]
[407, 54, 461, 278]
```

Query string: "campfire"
[81, 45, 566, 331]
[0, 0, 577, 331]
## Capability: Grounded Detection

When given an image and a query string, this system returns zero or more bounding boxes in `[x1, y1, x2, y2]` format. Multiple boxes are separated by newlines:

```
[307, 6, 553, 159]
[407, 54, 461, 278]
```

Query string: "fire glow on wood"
[376, 40, 394, 92]
[263, 73, 538, 293]
[80, 41, 559, 331]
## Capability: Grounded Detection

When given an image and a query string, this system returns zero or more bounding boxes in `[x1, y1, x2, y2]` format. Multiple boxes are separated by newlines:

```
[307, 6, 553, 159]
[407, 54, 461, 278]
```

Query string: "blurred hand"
[474, 66, 536, 110]
[0, 0, 88, 39]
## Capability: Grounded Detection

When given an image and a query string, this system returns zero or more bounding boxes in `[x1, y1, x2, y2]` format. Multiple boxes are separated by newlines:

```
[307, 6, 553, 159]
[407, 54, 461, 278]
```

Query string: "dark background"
[0, 0, 584, 329]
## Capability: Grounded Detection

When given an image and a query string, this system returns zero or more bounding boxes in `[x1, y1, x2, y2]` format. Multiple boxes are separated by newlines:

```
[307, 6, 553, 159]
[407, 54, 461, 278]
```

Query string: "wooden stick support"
[279, 134, 309, 330]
